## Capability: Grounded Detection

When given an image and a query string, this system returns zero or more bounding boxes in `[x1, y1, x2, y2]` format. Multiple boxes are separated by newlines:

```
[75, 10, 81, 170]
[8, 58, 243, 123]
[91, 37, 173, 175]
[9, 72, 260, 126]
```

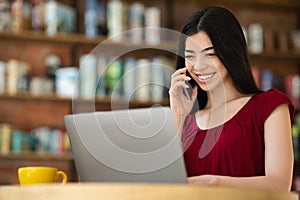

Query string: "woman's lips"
[196, 72, 216, 83]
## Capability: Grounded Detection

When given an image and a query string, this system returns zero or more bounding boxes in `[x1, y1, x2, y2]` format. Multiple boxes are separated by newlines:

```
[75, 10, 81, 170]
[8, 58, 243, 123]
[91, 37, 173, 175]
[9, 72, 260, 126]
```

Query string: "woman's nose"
[194, 57, 211, 70]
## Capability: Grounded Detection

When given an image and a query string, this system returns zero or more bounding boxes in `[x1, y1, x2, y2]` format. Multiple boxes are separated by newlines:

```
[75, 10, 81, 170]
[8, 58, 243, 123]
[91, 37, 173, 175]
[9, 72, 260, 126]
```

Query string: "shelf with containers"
[0, 0, 299, 185]
[0, 20, 177, 114]
[0, 0, 178, 184]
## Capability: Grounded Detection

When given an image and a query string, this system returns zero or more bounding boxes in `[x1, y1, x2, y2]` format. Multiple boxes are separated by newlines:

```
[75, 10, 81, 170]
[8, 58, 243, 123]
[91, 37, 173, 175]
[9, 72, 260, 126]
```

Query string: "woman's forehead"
[185, 31, 213, 50]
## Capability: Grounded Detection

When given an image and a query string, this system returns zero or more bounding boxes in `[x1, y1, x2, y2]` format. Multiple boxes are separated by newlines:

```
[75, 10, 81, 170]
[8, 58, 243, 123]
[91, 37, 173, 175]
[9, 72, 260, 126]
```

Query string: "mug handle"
[56, 171, 68, 185]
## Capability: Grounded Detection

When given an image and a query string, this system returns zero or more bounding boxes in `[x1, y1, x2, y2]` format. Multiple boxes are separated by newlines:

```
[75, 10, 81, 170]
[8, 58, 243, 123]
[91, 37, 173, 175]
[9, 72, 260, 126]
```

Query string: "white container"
[123, 58, 137, 100]
[145, 7, 161, 45]
[79, 54, 97, 99]
[128, 3, 144, 44]
[107, 0, 124, 42]
[84, 0, 98, 38]
[151, 57, 165, 102]
[136, 58, 151, 102]
[248, 23, 264, 54]
[44, 0, 57, 35]
[0, 62, 5, 94]
[44, 0, 76, 35]
[55, 67, 78, 98]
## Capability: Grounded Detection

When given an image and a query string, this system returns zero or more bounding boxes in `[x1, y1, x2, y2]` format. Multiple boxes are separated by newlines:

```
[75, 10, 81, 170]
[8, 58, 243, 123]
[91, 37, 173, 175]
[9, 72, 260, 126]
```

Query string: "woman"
[169, 6, 295, 192]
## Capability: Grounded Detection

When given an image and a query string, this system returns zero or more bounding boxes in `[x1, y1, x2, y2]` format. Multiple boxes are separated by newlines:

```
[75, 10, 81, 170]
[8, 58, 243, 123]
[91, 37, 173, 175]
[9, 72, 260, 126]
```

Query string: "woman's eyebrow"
[185, 46, 214, 53]
[185, 49, 195, 53]
[201, 46, 214, 52]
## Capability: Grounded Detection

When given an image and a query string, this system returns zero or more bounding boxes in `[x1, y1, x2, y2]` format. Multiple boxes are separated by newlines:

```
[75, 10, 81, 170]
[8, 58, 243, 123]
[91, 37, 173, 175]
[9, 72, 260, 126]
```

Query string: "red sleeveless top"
[182, 88, 294, 177]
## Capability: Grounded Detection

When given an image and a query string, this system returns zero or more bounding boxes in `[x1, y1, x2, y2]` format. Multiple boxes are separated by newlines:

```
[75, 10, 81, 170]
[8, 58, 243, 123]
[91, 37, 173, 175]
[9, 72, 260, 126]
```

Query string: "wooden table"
[0, 183, 298, 200]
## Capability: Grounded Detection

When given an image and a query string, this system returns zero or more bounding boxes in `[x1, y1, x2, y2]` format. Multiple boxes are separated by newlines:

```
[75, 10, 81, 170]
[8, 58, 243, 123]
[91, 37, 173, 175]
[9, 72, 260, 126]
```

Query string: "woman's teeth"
[197, 73, 215, 81]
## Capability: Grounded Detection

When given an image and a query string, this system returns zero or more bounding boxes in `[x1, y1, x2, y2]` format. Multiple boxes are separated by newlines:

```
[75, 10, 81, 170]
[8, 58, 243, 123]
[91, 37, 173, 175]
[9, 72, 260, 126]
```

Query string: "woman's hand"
[169, 67, 198, 118]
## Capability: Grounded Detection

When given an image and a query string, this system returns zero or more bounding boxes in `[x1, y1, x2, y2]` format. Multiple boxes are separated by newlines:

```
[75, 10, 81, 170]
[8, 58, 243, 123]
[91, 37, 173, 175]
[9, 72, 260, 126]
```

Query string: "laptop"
[64, 106, 188, 184]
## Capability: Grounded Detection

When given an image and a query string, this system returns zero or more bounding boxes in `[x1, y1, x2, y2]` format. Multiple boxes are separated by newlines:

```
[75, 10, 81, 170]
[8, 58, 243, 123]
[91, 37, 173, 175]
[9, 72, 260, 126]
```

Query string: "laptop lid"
[64, 106, 187, 184]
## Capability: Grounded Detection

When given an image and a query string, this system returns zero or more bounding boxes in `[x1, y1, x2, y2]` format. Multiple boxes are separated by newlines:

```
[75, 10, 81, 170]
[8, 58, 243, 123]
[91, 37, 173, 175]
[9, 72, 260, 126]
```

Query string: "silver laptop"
[64, 106, 187, 184]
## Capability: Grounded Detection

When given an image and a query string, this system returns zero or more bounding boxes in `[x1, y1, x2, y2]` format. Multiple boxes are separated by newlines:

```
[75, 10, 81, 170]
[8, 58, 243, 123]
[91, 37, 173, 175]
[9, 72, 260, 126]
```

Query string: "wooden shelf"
[0, 93, 170, 107]
[0, 93, 71, 103]
[249, 51, 300, 61]
[0, 30, 178, 52]
[1, 30, 300, 61]
[0, 30, 100, 45]
[0, 152, 73, 161]
[74, 96, 170, 106]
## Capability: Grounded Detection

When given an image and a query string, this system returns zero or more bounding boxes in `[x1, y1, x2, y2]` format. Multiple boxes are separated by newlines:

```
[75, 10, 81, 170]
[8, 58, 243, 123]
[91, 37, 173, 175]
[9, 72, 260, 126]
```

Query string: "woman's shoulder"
[252, 88, 293, 105]
[251, 88, 295, 121]
[256, 88, 289, 97]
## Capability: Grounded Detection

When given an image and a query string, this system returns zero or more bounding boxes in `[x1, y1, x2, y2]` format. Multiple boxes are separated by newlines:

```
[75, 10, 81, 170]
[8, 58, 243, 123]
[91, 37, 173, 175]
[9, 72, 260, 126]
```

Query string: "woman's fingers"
[169, 80, 187, 95]
[170, 69, 189, 96]
[171, 74, 190, 84]
[171, 68, 189, 81]
[170, 67, 193, 101]
[171, 67, 187, 78]
[171, 68, 191, 86]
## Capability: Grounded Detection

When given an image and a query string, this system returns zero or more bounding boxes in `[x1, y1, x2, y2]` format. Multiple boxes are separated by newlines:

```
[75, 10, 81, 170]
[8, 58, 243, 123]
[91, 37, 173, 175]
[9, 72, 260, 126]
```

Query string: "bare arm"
[188, 104, 294, 192]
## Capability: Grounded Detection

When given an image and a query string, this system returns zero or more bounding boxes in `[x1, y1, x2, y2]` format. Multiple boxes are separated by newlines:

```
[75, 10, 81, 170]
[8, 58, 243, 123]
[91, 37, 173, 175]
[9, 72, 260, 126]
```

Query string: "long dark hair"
[176, 6, 261, 111]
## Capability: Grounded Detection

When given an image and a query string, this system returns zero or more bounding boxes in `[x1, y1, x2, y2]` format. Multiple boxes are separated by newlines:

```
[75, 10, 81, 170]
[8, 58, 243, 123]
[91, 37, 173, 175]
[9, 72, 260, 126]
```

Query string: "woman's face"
[185, 31, 231, 92]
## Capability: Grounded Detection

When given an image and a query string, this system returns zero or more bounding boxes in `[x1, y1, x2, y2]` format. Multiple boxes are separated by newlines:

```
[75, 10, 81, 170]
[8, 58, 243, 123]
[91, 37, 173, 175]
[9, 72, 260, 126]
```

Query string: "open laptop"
[64, 106, 188, 184]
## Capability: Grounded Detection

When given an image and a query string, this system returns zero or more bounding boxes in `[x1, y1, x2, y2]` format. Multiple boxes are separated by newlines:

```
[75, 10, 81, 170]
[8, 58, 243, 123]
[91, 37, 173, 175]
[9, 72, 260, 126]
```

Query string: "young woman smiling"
[169, 6, 295, 192]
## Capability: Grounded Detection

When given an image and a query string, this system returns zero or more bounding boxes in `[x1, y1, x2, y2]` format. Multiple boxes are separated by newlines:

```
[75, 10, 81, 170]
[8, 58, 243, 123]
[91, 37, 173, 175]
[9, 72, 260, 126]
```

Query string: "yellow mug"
[18, 166, 68, 186]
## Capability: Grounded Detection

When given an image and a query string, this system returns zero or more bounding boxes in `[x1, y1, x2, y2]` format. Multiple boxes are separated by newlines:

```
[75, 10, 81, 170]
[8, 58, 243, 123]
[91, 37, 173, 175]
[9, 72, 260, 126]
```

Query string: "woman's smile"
[196, 72, 217, 83]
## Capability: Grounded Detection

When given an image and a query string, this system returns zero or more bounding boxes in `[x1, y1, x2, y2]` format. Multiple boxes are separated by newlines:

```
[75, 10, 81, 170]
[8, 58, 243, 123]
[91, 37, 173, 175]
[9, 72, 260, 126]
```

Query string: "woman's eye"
[185, 55, 194, 59]
[205, 53, 216, 57]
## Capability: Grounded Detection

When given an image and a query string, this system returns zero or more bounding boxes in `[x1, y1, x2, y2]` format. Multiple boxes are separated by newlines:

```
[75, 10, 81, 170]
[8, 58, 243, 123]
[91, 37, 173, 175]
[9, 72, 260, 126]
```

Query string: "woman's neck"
[205, 84, 243, 109]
